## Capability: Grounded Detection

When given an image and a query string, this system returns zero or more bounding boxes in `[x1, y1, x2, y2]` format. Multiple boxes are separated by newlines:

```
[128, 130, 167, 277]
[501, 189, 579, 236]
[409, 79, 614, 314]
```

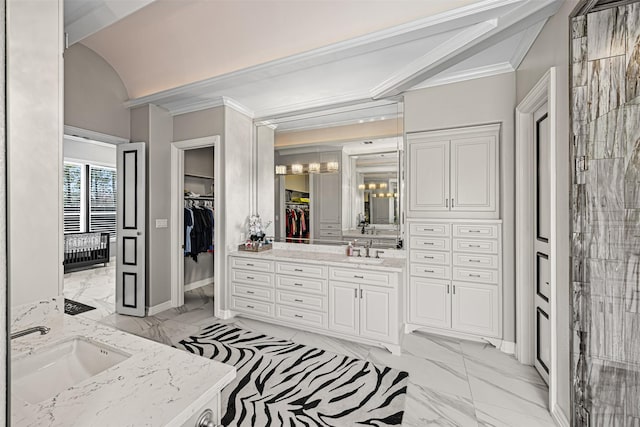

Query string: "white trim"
[147, 300, 172, 316]
[64, 125, 129, 145]
[184, 278, 213, 292]
[170, 136, 221, 318]
[515, 68, 558, 416]
[551, 405, 570, 427]
[371, 20, 498, 99]
[499, 340, 516, 355]
[169, 96, 254, 118]
[218, 310, 235, 320]
[412, 62, 514, 91]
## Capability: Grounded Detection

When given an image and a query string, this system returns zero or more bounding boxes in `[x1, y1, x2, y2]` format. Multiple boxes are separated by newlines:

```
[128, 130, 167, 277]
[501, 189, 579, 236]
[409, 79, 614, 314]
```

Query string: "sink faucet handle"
[376, 250, 384, 259]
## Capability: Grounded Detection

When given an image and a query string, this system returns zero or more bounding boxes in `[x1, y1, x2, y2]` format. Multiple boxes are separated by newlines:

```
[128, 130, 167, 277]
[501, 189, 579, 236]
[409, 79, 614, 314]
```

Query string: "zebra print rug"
[175, 322, 409, 426]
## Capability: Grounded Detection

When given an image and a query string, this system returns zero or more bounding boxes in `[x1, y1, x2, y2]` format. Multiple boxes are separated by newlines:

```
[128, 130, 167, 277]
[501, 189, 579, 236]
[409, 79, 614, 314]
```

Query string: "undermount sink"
[346, 257, 384, 265]
[12, 337, 130, 404]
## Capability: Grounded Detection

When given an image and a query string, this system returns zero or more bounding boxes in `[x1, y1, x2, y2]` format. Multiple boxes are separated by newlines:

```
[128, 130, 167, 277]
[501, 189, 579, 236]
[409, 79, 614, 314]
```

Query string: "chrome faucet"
[364, 240, 372, 258]
[11, 326, 50, 340]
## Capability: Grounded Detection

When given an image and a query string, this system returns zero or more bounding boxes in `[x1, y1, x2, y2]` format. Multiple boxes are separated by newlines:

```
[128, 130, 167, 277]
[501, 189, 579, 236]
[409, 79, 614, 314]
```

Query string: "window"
[63, 162, 117, 240]
[89, 165, 117, 239]
[63, 163, 84, 233]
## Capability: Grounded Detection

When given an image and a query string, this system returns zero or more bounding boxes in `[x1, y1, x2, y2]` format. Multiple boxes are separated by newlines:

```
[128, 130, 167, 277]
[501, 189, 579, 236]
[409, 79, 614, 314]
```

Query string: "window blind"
[63, 163, 83, 233]
[89, 165, 117, 239]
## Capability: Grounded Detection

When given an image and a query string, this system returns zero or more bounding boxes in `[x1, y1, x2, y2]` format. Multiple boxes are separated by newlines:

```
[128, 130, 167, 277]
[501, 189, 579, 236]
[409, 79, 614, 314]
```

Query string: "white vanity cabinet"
[407, 124, 499, 219]
[406, 221, 502, 340]
[228, 254, 402, 354]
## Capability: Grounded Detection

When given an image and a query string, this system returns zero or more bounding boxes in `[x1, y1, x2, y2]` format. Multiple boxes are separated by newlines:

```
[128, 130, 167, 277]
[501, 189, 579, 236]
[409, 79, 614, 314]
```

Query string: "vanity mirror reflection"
[257, 102, 404, 249]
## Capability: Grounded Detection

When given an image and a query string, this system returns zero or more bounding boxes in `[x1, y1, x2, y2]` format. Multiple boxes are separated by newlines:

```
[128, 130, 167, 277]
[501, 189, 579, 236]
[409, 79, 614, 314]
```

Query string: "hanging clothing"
[184, 203, 215, 261]
[184, 207, 193, 255]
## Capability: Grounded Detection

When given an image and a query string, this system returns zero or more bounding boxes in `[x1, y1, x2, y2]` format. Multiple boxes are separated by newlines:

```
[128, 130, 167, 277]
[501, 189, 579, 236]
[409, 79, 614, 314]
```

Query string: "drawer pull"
[294, 283, 303, 286]
[246, 276, 255, 280]
[354, 275, 364, 279]
[294, 314, 303, 318]
[469, 245, 481, 248]
[246, 263, 254, 266]
[423, 242, 434, 245]
[294, 299, 303, 303]
[247, 305, 254, 309]
[423, 228, 435, 231]
[469, 274, 481, 278]
[469, 259, 481, 263]
[424, 269, 434, 273]
[468, 230, 481, 233]
[246, 291, 255, 294]
[423, 256, 434, 259]
[294, 268, 304, 272]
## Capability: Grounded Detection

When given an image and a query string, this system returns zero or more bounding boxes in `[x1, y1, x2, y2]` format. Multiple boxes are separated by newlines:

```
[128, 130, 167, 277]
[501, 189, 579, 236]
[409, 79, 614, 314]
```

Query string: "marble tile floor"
[65, 267, 553, 426]
[101, 297, 555, 427]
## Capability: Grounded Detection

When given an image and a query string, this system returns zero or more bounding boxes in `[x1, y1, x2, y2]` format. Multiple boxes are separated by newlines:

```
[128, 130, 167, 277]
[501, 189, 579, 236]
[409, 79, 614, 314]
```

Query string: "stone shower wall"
[571, 3, 640, 426]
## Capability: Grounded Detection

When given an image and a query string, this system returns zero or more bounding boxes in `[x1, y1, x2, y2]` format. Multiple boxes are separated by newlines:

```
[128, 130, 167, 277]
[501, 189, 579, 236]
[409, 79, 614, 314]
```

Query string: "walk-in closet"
[183, 147, 215, 297]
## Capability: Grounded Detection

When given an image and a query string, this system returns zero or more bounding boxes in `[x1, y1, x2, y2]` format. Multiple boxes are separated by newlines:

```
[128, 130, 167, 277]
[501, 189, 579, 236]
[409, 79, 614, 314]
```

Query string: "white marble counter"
[11, 298, 235, 427]
[231, 248, 406, 272]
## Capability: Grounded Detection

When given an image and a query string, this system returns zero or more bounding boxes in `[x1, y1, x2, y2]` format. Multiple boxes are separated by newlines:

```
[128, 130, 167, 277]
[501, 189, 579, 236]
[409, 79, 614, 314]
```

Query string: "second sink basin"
[346, 257, 384, 265]
[12, 337, 130, 404]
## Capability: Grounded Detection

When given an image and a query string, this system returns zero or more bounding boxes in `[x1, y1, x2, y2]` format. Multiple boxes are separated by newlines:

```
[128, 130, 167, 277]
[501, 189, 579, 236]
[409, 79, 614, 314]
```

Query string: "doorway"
[170, 136, 221, 316]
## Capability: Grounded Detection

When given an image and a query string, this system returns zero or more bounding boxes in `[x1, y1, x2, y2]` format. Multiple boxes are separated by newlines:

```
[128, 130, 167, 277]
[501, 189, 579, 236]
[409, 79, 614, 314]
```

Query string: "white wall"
[516, 0, 576, 419]
[0, 0, 6, 421]
[404, 72, 517, 343]
[65, 43, 130, 140]
[8, 0, 63, 307]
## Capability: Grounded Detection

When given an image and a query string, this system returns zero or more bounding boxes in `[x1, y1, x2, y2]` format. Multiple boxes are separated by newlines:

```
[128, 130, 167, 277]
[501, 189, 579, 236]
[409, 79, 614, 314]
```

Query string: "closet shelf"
[185, 196, 214, 201]
[185, 173, 214, 180]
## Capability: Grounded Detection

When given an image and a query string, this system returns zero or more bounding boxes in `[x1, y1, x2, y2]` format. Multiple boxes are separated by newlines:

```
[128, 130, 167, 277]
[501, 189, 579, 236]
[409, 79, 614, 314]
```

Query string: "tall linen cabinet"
[405, 123, 503, 341]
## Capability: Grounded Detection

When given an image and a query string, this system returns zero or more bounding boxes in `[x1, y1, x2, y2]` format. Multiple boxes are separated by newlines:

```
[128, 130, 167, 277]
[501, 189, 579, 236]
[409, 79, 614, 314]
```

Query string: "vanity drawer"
[453, 239, 498, 254]
[409, 223, 450, 237]
[453, 253, 499, 269]
[320, 223, 341, 230]
[319, 230, 342, 238]
[232, 283, 274, 302]
[410, 263, 450, 280]
[410, 236, 450, 251]
[276, 262, 327, 279]
[453, 224, 499, 239]
[276, 290, 326, 312]
[231, 257, 274, 272]
[453, 267, 499, 285]
[276, 305, 327, 329]
[329, 267, 394, 287]
[231, 296, 274, 317]
[410, 250, 450, 266]
[231, 269, 274, 287]
[276, 275, 327, 295]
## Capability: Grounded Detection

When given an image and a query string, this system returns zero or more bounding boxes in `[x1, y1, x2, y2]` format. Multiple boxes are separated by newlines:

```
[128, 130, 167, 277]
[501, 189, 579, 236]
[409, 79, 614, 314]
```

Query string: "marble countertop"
[11, 299, 235, 427]
[231, 249, 406, 272]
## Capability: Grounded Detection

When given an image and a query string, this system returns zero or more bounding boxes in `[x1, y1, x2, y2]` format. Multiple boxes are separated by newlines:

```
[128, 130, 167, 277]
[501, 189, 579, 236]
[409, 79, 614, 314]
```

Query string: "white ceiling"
[70, 0, 564, 121]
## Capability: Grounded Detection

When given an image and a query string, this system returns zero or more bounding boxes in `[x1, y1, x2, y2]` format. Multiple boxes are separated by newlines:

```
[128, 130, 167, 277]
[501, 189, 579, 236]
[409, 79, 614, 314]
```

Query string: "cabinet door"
[360, 284, 397, 343]
[408, 138, 449, 213]
[408, 277, 451, 329]
[451, 282, 499, 337]
[450, 136, 497, 212]
[328, 282, 359, 336]
[318, 173, 341, 224]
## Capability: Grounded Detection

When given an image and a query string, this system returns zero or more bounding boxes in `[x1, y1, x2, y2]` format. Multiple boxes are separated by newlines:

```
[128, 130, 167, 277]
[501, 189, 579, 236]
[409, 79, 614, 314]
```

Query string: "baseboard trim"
[218, 309, 235, 320]
[551, 405, 570, 427]
[147, 300, 172, 316]
[184, 278, 213, 292]
[499, 340, 516, 355]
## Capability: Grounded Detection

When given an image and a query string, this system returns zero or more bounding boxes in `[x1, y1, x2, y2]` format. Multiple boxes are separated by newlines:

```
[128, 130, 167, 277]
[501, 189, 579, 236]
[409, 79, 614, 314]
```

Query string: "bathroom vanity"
[10, 299, 235, 427]
[228, 248, 405, 354]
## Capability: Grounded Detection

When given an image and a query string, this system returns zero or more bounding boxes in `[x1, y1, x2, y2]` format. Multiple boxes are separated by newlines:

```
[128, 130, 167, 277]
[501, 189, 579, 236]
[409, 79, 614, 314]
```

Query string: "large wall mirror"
[256, 101, 404, 249]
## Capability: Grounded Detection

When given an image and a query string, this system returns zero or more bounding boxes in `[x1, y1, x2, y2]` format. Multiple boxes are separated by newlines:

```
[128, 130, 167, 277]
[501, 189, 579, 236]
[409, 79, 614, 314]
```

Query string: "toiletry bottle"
[347, 242, 353, 256]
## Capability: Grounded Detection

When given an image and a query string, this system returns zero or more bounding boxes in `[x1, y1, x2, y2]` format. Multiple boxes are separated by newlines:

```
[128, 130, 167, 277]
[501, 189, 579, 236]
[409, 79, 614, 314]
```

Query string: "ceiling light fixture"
[368, 183, 376, 190]
[291, 164, 303, 174]
[275, 165, 287, 175]
[308, 162, 320, 174]
[326, 161, 339, 172]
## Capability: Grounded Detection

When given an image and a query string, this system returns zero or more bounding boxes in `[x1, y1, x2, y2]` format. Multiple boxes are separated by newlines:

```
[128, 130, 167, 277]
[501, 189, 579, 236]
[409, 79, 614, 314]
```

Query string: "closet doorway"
[170, 136, 221, 316]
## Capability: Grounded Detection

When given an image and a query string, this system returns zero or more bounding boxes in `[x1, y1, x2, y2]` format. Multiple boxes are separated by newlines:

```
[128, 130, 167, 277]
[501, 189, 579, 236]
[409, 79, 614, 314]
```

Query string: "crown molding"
[169, 96, 254, 118]
[63, 125, 129, 145]
[411, 62, 515, 91]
